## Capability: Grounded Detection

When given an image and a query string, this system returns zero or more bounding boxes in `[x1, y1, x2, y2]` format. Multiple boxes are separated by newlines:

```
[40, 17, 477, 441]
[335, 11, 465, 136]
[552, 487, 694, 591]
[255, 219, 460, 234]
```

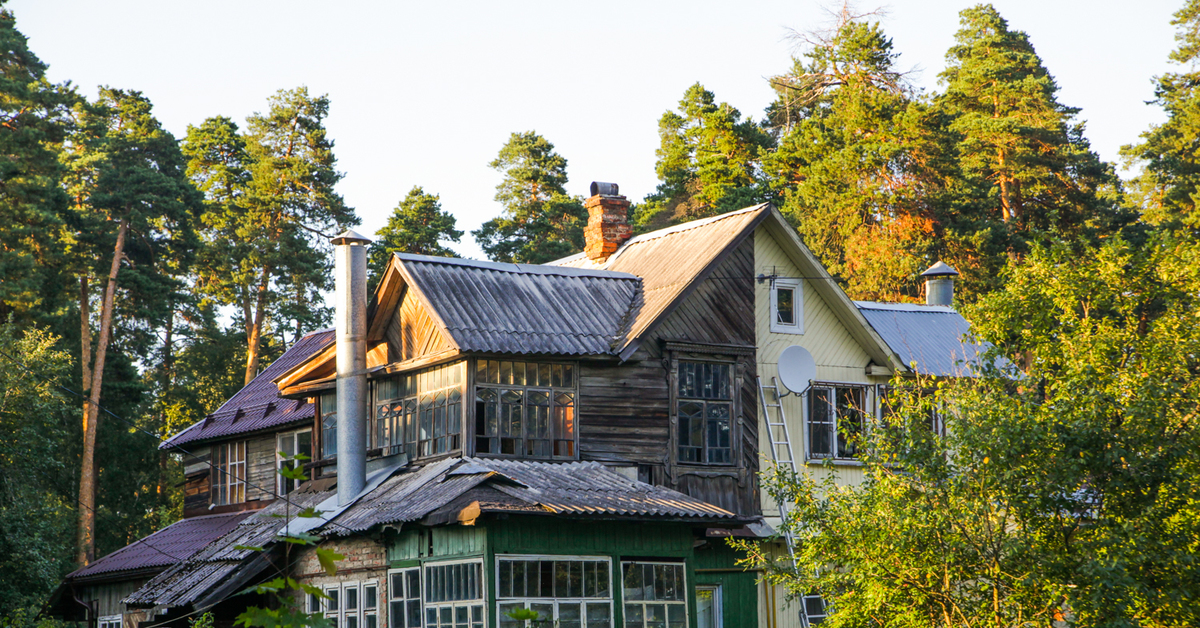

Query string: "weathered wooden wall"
[182, 445, 211, 515]
[386, 287, 455, 362]
[246, 433, 277, 502]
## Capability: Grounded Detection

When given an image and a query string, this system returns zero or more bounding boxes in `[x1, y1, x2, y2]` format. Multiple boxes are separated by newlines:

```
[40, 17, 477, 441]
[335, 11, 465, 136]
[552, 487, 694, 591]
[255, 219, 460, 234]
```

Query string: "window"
[497, 556, 612, 628]
[695, 585, 722, 628]
[676, 362, 733, 465]
[808, 385, 866, 459]
[277, 429, 313, 495]
[424, 560, 485, 628]
[475, 360, 577, 459]
[98, 616, 121, 628]
[770, 278, 803, 334]
[320, 391, 338, 459]
[621, 562, 686, 628]
[323, 580, 378, 628]
[802, 593, 827, 625]
[211, 440, 246, 505]
[373, 361, 466, 459]
[389, 567, 423, 628]
[880, 386, 943, 438]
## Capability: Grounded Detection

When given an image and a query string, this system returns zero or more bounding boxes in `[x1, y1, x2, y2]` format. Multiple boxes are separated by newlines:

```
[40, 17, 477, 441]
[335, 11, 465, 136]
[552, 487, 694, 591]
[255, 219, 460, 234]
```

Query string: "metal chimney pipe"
[921, 261, 959, 307]
[332, 229, 371, 506]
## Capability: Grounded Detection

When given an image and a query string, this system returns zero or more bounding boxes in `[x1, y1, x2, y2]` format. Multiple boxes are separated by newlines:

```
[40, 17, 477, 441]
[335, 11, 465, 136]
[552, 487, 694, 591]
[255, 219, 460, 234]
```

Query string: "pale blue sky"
[12, 0, 1180, 258]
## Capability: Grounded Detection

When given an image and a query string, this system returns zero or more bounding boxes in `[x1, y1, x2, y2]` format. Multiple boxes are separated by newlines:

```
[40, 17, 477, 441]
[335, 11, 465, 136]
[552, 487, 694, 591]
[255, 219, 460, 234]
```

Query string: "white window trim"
[322, 579, 379, 628]
[696, 584, 723, 628]
[495, 554, 615, 628]
[769, 278, 803, 335]
[620, 560, 689, 628]
[98, 615, 122, 628]
[388, 566, 424, 628]
[423, 558, 487, 628]
[276, 428, 313, 495]
[805, 383, 872, 463]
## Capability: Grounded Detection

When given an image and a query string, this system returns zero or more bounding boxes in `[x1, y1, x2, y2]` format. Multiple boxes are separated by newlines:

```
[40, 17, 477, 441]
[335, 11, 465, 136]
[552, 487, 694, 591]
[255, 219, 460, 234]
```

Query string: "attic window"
[373, 360, 466, 460]
[770, 278, 803, 335]
[676, 361, 734, 465]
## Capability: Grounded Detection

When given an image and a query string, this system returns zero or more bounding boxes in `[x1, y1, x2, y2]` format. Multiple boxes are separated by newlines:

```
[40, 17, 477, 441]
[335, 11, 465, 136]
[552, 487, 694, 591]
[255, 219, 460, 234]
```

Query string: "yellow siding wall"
[753, 225, 887, 514]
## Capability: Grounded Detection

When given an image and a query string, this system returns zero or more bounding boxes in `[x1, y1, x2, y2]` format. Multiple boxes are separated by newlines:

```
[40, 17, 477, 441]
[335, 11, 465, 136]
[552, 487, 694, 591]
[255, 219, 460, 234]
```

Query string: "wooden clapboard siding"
[182, 446, 210, 514]
[385, 287, 455, 362]
[577, 360, 671, 465]
[246, 433, 278, 501]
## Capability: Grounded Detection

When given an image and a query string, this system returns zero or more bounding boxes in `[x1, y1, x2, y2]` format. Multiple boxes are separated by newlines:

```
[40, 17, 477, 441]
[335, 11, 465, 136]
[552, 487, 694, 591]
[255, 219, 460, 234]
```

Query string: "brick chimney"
[584, 181, 632, 262]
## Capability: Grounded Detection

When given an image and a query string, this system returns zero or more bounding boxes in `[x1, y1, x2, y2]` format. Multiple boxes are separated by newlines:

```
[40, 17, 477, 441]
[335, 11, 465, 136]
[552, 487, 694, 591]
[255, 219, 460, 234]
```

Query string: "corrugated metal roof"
[397, 255, 642, 356]
[124, 491, 333, 608]
[855, 301, 990, 377]
[325, 458, 739, 535]
[163, 330, 334, 449]
[66, 512, 250, 580]
[552, 205, 768, 356]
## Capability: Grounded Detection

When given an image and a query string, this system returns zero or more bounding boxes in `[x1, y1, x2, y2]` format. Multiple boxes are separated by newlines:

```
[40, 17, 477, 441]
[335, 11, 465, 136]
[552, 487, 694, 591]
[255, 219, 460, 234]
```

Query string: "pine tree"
[638, 84, 773, 230]
[0, 4, 74, 320]
[473, 131, 585, 264]
[1123, 0, 1200, 230]
[61, 88, 200, 566]
[937, 4, 1124, 259]
[368, 186, 462, 288]
[763, 13, 953, 301]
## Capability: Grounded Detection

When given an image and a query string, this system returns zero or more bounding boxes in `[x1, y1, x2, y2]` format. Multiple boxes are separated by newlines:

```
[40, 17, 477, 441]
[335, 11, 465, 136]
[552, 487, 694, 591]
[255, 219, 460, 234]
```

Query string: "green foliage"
[764, 16, 950, 301]
[0, 323, 76, 615]
[742, 235, 1200, 627]
[0, 608, 68, 628]
[368, 186, 462, 289]
[473, 131, 586, 263]
[189, 611, 215, 628]
[1123, 0, 1200, 230]
[0, 5, 74, 320]
[638, 83, 773, 230]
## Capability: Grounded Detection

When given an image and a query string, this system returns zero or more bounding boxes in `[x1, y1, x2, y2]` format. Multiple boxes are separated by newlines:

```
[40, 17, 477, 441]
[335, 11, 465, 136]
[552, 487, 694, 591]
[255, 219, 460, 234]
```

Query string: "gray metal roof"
[397, 254, 642, 356]
[855, 301, 991, 377]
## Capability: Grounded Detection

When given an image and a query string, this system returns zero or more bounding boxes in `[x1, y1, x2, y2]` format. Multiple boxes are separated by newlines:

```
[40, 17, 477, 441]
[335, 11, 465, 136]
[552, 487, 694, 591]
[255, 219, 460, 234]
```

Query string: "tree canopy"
[368, 186, 462, 288]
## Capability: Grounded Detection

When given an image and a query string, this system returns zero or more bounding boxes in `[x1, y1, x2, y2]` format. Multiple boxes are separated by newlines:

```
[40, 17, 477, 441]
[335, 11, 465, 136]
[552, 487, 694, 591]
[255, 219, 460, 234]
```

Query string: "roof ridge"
[395, 252, 640, 280]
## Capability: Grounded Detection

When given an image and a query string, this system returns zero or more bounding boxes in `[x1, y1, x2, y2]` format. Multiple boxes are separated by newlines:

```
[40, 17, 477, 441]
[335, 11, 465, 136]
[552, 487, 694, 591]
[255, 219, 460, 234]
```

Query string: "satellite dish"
[778, 345, 816, 394]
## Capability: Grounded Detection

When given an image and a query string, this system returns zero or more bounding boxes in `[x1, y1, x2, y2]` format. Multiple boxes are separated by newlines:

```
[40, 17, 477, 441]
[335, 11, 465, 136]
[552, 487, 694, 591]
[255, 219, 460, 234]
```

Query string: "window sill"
[769, 324, 805, 336]
[805, 458, 865, 467]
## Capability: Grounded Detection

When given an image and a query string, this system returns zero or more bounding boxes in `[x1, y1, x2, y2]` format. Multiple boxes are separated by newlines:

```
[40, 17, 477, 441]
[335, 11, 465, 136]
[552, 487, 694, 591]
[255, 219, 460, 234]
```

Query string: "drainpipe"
[332, 229, 371, 506]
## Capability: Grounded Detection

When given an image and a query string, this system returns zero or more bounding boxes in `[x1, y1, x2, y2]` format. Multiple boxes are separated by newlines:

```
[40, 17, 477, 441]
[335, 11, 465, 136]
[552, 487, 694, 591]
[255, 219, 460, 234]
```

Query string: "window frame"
[672, 360, 737, 467]
[806, 383, 870, 461]
[322, 579, 379, 628]
[422, 558, 486, 628]
[276, 428, 313, 496]
[319, 391, 338, 460]
[211, 440, 246, 505]
[495, 554, 614, 628]
[387, 566, 424, 628]
[472, 359, 579, 461]
[372, 360, 467, 461]
[695, 584, 723, 628]
[769, 278, 803, 335]
[620, 560, 688, 628]
[98, 616, 122, 628]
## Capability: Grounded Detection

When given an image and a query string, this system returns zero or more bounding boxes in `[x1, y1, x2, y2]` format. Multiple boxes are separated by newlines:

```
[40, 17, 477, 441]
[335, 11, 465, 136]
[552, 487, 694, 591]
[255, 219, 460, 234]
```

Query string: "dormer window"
[770, 278, 803, 334]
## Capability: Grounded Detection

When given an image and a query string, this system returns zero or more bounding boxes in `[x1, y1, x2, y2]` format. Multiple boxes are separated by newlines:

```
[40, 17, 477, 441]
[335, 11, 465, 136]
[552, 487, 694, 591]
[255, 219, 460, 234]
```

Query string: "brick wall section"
[293, 536, 392, 624]
[585, 195, 632, 262]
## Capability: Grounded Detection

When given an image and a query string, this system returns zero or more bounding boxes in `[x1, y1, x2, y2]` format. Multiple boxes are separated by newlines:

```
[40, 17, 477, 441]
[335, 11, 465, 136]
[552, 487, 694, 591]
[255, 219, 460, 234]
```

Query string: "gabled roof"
[394, 254, 643, 356]
[163, 329, 333, 449]
[856, 301, 991, 377]
[65, 512, 250, 582]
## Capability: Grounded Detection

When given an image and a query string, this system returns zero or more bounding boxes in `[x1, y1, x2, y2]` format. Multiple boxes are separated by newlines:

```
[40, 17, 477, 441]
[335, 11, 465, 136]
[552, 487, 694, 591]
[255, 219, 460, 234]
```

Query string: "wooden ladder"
[758, 376, 828, 626]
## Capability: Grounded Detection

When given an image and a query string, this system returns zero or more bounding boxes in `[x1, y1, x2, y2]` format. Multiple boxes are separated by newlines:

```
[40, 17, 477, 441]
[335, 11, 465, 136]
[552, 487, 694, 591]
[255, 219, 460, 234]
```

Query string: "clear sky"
[11, 0, 1180, 259]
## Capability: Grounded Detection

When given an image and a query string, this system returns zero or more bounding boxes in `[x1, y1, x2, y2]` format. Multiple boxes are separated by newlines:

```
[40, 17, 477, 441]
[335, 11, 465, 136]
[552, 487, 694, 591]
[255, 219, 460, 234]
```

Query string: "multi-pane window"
[676, 362, 733, 465]
[211, 440, 246, 505]
[373, 361, 466, 459]
[320, 391, 338, 459]
[424, 560, 485, 628]
[389, 568, 423, 628]
[770, 278, 803, 334]
[496, 556, 613, 628]
[808, 385, 866, 459]
[98, 616, 121, 628]
[621, 562, 687, 628]
[277, 429, 312, 495]
[475, 360, 577, 459]
[321, 581, 378, 628]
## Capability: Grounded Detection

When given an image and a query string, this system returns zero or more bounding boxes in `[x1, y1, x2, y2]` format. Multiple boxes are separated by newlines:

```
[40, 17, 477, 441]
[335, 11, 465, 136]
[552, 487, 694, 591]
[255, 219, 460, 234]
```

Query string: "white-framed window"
[423, 559, 485, 628]
[496, 555, 613, 628]
[695, 585, 722, 628]
[620, 562, 687, 628]
[319, 391, 338, 460]
[675, 361, 734, 465]
[98, 615, 121, 628]
[388, 567, 424, 628]
[802, 593, 828, 625]
[808, 385, 867, 460]
[770, 278, 803, 334]
[211, 440, 246, 505]
[277, 429, 313, 495]
[321, 580, 378, 628]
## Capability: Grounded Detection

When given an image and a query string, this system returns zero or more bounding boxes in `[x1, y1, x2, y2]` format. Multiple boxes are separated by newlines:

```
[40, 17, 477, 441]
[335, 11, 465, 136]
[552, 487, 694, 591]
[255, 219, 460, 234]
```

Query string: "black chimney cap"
[590, 181, 620, 197]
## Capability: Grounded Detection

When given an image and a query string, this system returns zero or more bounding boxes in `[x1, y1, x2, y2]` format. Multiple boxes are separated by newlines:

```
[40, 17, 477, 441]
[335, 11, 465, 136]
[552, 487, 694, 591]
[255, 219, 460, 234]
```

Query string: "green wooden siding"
[693, 542, 759, 628]
[388, 525, 487, 563]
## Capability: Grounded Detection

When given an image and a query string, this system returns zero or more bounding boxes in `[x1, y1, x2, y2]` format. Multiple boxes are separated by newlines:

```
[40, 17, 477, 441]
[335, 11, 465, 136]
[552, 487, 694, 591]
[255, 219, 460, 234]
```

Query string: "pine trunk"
[242, 265, 271, 385]
[76, 217, 129, 566]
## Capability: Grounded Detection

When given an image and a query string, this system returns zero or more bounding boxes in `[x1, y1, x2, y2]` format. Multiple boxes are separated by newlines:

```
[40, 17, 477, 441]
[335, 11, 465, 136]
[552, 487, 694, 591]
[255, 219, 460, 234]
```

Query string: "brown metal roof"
[163, 330, 333, 449]
[65, 512, 250, 581]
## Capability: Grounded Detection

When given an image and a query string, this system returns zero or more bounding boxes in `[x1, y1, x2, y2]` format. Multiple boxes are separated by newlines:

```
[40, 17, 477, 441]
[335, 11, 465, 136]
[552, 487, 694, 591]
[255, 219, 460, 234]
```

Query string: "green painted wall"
[692, 541, 759, 628]
[388, 525, 487, 563]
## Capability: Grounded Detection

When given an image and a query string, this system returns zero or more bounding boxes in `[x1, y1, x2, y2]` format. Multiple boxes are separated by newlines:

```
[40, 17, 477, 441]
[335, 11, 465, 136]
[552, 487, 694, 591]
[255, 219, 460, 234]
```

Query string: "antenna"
[778, 345, 816, 395]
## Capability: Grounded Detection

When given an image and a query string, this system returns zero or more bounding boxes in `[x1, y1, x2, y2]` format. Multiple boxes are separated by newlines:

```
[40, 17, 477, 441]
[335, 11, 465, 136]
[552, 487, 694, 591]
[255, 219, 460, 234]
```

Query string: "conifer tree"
[368, 186, 462, 288]
[473, 131, 585, 264]
[1123, 0, 1200, 230]
[639, 83, 773, 229]
[936, 4, 1124, 261]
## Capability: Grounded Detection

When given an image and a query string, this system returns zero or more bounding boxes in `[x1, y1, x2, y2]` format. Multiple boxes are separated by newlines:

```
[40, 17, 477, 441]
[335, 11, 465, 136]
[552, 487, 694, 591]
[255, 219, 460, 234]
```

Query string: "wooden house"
[51, 184, 985, 628]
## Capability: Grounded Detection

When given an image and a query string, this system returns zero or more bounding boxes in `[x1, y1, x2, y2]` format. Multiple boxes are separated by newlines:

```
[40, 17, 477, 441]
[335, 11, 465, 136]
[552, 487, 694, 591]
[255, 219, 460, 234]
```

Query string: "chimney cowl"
[589, 181, 620, 197]
[921, 261, 959, 278]
[922, 261, 958, 307]
[331, 229, 372, 246]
